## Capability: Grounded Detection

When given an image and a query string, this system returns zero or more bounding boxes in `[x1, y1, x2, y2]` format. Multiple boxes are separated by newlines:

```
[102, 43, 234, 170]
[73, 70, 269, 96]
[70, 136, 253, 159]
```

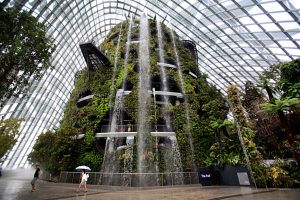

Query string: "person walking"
[76, 170, 89, 192]
[31, 164, 40, 192]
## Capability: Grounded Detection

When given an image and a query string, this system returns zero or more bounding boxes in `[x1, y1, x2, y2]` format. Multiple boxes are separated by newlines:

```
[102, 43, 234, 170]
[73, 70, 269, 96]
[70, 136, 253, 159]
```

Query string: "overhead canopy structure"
[1, 0, 299, 169]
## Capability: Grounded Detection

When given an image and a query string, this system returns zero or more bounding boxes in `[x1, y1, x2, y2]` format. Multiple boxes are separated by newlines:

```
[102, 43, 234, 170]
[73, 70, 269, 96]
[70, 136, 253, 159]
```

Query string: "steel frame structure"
[1, 0, 299, 168]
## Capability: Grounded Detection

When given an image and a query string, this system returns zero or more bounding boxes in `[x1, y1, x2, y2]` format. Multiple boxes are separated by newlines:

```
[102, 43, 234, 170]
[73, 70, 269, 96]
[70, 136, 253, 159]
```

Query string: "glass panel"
[261, 23, 281, 31]
[245, 24, 263, 32]
[248, 6, 264, 15]
[239, 16, 255, 24]
[252, 14, 272, 23]
[287, 0, 300, 9]
[270, 12, 293, 21]
[286, 48, 300, 56]
[237, 0, 254, 7]
[280, 22, 299, 30]
[261, 2, 284, 12]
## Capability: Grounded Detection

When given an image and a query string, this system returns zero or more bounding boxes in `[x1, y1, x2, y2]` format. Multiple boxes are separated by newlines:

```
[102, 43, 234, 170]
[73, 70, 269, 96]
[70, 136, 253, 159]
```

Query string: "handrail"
[59, 171, 199, 186]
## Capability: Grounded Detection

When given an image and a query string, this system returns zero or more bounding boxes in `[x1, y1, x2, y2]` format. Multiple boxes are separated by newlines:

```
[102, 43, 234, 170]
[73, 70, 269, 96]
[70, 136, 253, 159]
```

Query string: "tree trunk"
[266, 86, 274, 101]
[277, 110, 294, 145]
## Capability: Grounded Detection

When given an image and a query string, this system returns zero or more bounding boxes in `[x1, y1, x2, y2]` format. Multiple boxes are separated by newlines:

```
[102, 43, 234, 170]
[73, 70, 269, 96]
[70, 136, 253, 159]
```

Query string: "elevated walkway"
[189, 71, 198, 78]
[157, 62, 177, 69]
[95, 132, 137, 138]
[74, 124, 177, 139]
[77, 94, 94, 103]
[150, 132, 176, 137]
[79, 42, 110, 71]
[70, 134, 85, 140]
[129, 40, 140, 44]
[95, 131, 176, 138]
[116, 89, 132, 97]
[150, 90, 184, 98]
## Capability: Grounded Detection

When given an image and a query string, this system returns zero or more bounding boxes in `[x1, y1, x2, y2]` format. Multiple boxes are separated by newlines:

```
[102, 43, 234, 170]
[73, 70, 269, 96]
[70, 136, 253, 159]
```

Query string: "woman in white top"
[76, 170, 89, 192]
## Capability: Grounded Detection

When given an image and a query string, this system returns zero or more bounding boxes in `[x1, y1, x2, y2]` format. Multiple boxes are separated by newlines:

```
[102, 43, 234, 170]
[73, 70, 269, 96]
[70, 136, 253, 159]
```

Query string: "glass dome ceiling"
[1, 0, 299, 168]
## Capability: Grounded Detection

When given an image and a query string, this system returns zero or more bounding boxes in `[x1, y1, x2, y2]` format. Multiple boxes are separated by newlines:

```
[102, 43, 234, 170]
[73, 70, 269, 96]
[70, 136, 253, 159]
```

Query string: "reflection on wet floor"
[74, 193, 87, 200]
[0, 169, 35, 200]
[0, 169, 300, 200]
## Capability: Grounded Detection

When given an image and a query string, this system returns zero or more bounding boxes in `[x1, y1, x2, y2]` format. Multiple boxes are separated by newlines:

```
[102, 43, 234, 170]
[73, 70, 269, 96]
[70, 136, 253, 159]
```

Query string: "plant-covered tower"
[38, 16, 228, 186]
[98, 16, 200, 186]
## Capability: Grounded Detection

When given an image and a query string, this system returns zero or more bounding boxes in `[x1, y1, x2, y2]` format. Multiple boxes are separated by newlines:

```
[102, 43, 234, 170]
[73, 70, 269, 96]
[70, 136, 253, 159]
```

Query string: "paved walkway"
[0, 169, 299, 200]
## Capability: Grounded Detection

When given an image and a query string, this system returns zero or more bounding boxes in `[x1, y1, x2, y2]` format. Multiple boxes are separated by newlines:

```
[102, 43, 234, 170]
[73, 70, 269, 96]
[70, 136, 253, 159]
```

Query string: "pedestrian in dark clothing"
[31, 164, 40, 192]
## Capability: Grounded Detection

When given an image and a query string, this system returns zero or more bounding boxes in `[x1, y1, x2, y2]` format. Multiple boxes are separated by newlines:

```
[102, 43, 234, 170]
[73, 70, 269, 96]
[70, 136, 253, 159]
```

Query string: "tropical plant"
[261, 97, 300, 113]
[287, 82, 300, 98]
[267, 161, 293, 187]
[210, 119, 233, 136]
[0, 5, 55, 106]
[278, 58, 300, 97]
[261, 97, 300, 146]
[243, 81, 265, 120]
[207, 137, 243, 167]
[28, 131, 58, 173]
[0, 118, 23, 159]
[257, 75, 277, 101]
[242, 80, 280, 149]
[227, 84, 266, 186]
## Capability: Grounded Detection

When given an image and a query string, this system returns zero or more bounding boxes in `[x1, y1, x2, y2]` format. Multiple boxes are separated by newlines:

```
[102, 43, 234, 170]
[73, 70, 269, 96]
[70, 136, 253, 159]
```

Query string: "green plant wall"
[30, 18, 228, 175]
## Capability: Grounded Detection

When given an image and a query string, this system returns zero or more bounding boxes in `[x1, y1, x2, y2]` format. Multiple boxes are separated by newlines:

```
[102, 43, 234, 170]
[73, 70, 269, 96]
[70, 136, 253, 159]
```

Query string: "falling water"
[123, 137, 134, 186]
[137, 14, 157, 186]
[101, 90, 123, 185]
[169, 136, 184, 184]
[106, 21, 124, 165]
[120, 17, 135, 186]
[156, 20, 183, 183]
[156, 20, 171, 130]
[100, 18, 133, 185]
[108, 22, 124, 109]
[100, 22, 123, 185]
[100, 17, 196, 186]
[170, 29, 197, 172]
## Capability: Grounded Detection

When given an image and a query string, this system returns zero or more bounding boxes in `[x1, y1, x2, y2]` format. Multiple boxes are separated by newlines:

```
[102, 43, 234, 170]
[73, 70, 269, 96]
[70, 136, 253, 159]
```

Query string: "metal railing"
[59, 172, 199, 187]
[100, 124, 173, 133]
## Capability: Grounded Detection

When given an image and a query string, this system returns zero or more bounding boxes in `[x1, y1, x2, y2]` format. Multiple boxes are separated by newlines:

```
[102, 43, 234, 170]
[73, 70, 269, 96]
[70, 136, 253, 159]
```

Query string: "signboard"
[237, 172, 250, 185]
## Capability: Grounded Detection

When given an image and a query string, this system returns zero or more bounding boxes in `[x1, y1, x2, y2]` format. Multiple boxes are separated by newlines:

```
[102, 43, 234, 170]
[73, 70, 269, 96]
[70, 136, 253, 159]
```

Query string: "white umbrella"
[75, 165, 91, 171]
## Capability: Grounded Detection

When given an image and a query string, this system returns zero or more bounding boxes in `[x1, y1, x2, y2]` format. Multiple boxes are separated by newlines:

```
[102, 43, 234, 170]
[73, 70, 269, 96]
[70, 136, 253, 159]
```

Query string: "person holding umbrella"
[76, 166, 90, 193]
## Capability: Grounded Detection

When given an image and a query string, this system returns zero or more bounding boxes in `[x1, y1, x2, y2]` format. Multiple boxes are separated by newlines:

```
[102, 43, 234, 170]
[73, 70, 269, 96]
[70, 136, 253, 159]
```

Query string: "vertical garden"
[29, 18, 300, 187]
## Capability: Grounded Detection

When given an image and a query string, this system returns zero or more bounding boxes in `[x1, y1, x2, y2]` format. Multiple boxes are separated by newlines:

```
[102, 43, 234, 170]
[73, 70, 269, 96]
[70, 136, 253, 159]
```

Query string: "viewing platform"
[150, 132, 176, 137]
[94, 131, 176, 138]
[70, 134, 85, 140]
[130, 40, 140, 44]
[116, 89, 132, 96]
[157, 62, 177, 69]
[95, 132, 137, 138]
[77, 94, 94, 103]
[74, 125, 176, 139]
[150, 90, 184, 98]
[189, 71, 197, 78]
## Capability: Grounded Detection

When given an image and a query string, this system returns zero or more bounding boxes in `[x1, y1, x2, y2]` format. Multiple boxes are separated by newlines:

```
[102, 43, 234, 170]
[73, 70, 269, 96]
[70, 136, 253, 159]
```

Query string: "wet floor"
[0, 169, 299, 200]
